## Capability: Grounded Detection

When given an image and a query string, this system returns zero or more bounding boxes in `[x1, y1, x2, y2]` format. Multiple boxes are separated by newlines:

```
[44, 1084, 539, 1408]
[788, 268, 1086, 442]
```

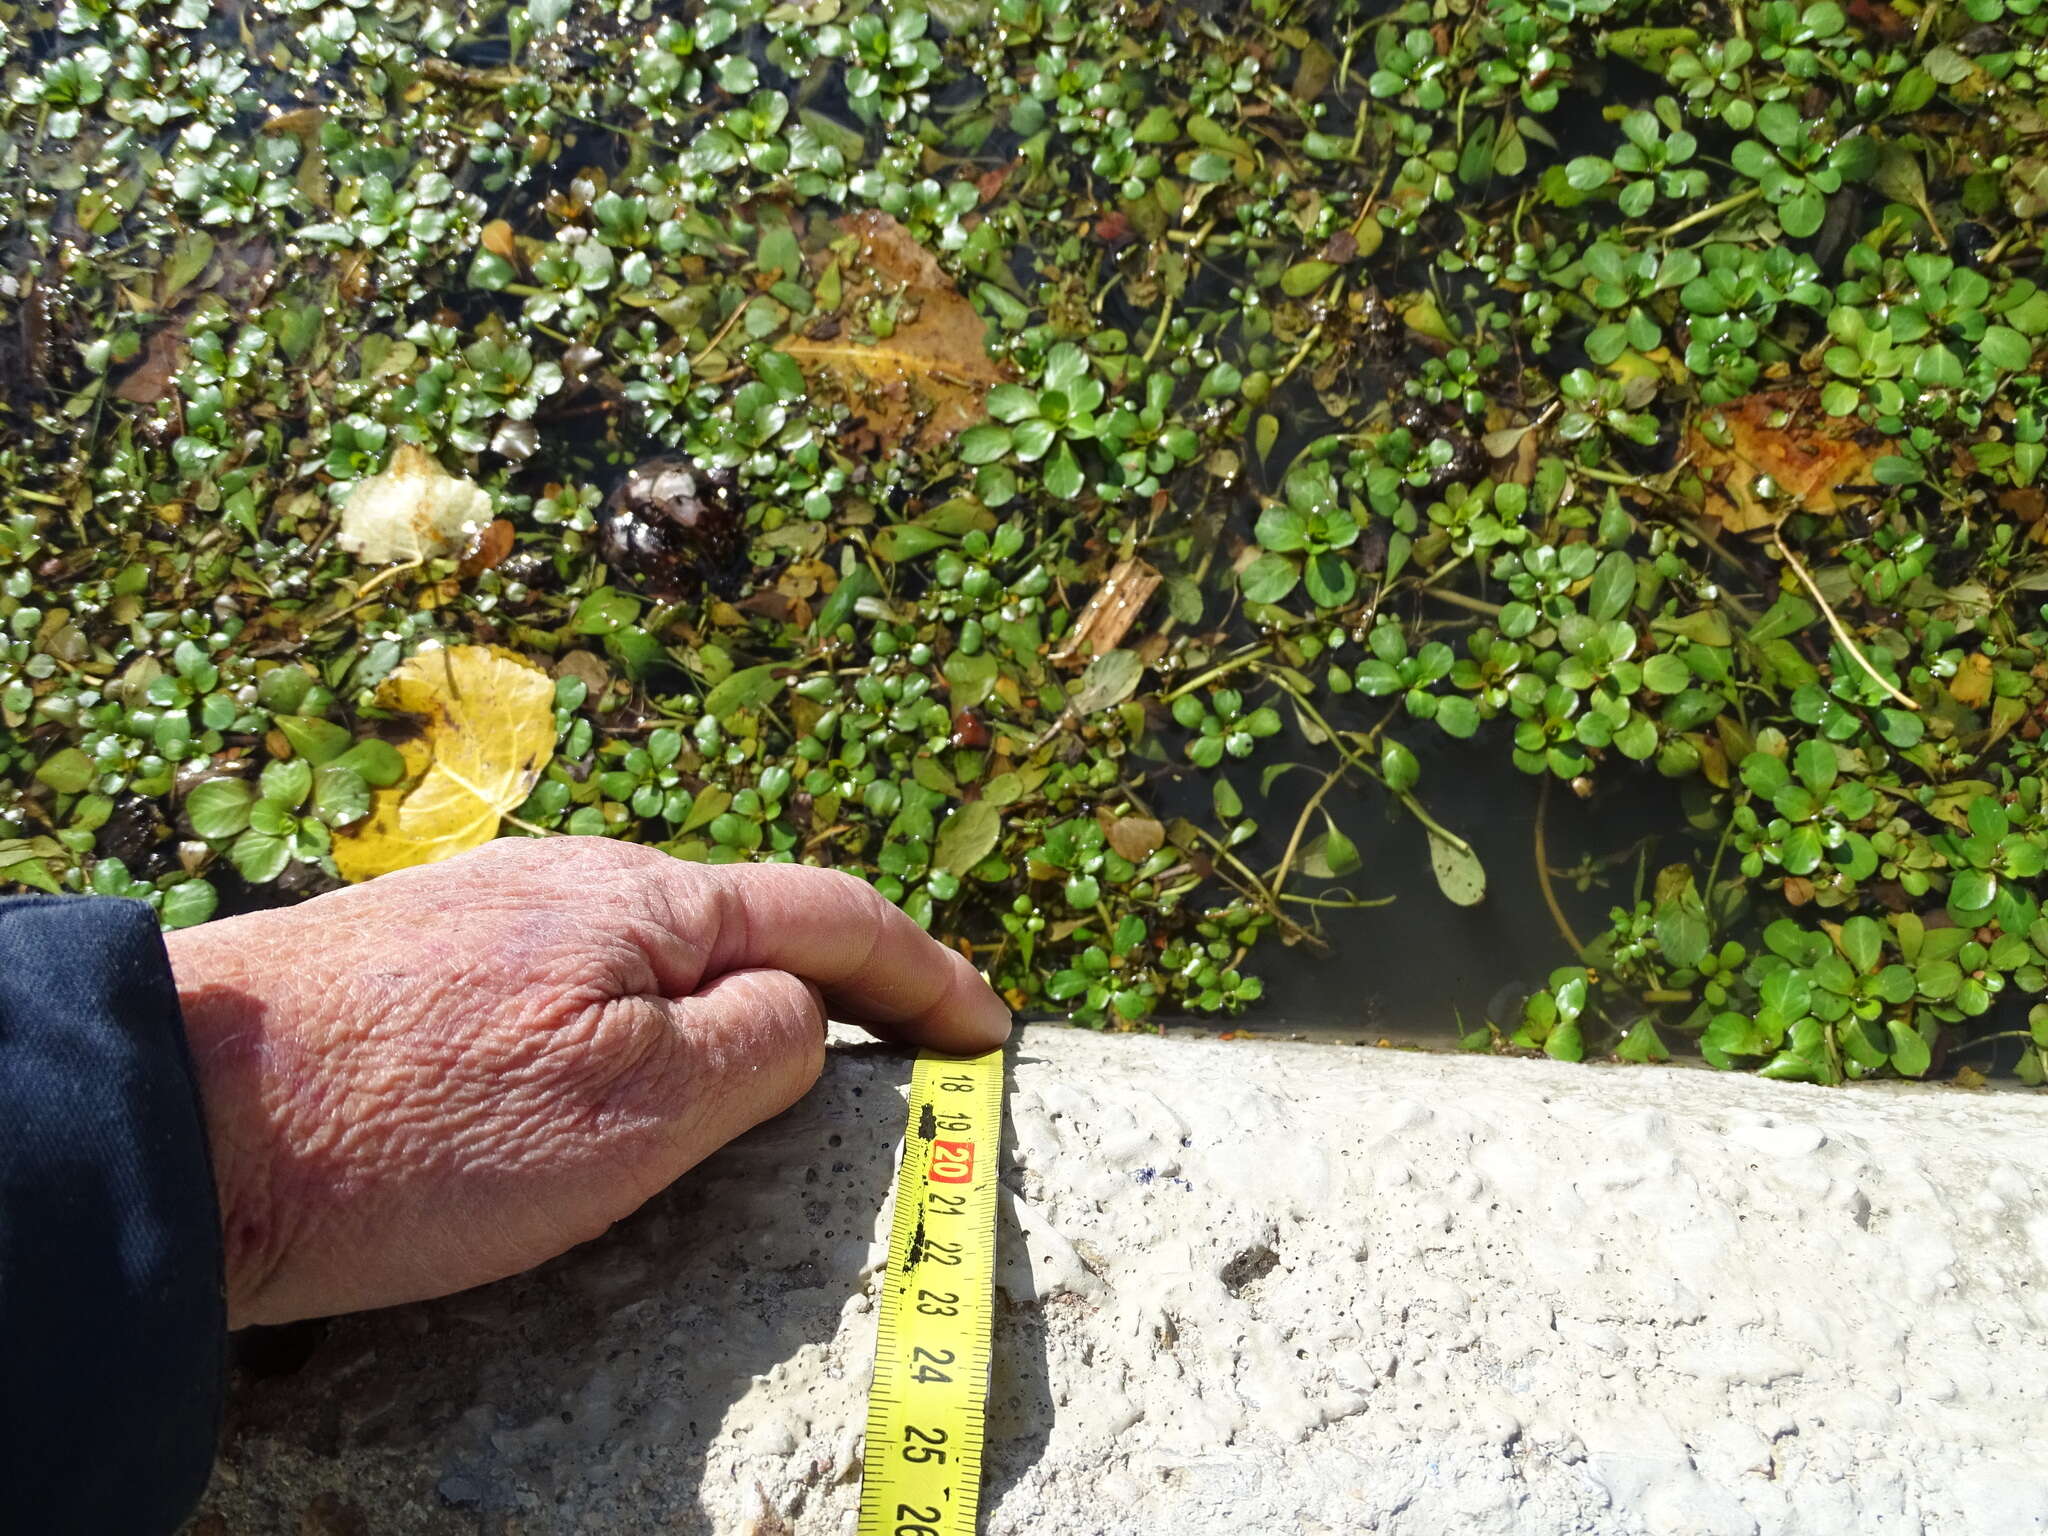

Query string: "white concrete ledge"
[196, 1028, 2048, 1536]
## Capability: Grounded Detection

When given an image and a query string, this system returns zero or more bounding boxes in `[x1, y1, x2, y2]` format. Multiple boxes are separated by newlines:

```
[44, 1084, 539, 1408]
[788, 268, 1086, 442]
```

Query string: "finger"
[670, 863, 1011, 1053]
[658, 968, 829, 1163]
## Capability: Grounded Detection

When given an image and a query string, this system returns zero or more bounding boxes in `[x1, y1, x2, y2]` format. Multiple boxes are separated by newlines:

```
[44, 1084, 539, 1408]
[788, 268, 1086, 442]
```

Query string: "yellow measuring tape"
[858, 1047, 1005, 1536]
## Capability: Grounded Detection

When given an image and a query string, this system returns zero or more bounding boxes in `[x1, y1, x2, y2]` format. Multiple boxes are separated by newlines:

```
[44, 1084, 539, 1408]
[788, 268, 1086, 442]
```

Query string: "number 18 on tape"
[857, 1048, 1005, 1536]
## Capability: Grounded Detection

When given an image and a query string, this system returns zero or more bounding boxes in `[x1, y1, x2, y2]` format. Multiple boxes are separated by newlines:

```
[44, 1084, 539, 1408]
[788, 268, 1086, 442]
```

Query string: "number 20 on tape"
[857, 1048, 1004, 1536]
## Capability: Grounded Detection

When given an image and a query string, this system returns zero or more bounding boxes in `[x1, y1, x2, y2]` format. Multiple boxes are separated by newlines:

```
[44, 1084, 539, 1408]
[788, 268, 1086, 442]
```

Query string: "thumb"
[661, 967, 829, 1161]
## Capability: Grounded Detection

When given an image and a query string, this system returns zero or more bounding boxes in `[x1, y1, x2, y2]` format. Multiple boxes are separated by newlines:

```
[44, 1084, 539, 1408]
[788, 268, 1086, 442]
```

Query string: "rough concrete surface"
[194, 1027, 2048, 1536]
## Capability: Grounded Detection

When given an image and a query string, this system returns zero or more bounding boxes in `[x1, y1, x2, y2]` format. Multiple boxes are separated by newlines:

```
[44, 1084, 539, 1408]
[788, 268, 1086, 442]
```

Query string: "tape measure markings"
[858, 1048, 1005, 1536]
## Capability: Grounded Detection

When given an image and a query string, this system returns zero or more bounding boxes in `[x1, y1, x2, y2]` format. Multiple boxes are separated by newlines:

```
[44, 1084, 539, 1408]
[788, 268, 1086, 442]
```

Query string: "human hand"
[163, 838, 1010, 1327]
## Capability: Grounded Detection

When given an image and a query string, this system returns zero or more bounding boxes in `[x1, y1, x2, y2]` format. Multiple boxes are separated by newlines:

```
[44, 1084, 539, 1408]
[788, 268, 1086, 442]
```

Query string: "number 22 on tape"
[857, 1048, 1004, 1536]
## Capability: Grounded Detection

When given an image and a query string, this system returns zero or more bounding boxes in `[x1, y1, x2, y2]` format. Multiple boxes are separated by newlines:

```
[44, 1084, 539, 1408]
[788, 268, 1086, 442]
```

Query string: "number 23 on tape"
[857, 1048, 1004, 1536]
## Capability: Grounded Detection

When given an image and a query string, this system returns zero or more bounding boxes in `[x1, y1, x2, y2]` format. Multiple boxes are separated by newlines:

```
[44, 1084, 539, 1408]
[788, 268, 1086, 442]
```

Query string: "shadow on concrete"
[199, 1039, 1055, 1535]
[983, 1045, 1056, 1514]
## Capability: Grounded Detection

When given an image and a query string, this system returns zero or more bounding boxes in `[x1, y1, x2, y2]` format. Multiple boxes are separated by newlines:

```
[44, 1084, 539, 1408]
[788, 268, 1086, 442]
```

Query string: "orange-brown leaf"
[1687, 393, 1885, 534]
[778, 211, 1013, 450]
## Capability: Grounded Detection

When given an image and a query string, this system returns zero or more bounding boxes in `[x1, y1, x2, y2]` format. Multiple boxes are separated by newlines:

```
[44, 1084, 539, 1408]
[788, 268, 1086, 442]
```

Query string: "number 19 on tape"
[858, 1048, 1004, 1536]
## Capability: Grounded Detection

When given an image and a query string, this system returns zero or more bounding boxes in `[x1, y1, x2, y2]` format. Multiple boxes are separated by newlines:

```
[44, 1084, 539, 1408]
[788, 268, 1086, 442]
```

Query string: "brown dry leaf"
[480, 219, 519, 261]
[332, 646, 555, 882]
[1687, 393, 1885, 534]
[338, 444, 493, 564]
[778, 210, 1013, 449]
[1050, 559, 1162, 668]
[457, 518, 515, 578]
[114, 327, 186, 405]
[1106, 815, 1165, 862]
[1950, 652, 1994, 708]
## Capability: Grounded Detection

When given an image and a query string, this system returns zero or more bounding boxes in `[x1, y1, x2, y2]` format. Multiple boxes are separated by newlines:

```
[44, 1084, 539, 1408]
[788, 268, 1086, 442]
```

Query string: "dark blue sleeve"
[0, 896, 225, 1534]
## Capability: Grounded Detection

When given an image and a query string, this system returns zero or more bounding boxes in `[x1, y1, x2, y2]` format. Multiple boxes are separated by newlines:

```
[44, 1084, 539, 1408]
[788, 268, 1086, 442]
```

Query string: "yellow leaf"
[777, 211, 1014, 450]
[333, 646, 556, 882]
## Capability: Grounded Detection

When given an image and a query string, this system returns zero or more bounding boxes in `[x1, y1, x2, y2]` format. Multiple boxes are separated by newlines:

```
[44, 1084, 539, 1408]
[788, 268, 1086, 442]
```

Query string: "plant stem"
[1159, 644, 1273, 703]
[1772, 529, 1920, 711]
[1422, 585, 1503, 617]
[1277, 891, 1399, 908]
[1535, 774, 1588, 957]
[1658, 185, 1761, 240]
[1269, 763, 1345, 901]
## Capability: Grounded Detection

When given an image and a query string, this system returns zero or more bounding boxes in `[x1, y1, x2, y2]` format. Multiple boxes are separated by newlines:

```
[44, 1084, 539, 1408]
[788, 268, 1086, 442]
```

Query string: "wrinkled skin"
[164, 838, 1011, 1327]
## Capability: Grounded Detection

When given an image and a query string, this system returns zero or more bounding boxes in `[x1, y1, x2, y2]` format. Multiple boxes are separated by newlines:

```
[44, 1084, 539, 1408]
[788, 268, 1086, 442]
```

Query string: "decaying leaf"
[779, 211, 1013, 449]
[1686, 393, 1885, 534]
[935, 799, 1002, 875]
[333, 646, 555, 881]
[1428, 831, 1487, 906]
[337, 445, 493, 564]
[1050, 559, 1162, 667]
[1068, 648, 1145, 714]
[1105, 814, 1164, 861]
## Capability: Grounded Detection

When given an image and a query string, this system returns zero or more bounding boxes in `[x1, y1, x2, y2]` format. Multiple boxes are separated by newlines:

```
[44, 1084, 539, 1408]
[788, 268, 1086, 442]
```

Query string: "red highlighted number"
[928, 1140, 975, 1184]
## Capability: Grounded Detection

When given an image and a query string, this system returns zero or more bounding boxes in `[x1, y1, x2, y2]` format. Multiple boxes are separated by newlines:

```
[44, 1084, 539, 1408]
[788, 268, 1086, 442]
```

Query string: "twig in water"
[1771, 529, 1919, 711]
[1536, 776, 1587, 958]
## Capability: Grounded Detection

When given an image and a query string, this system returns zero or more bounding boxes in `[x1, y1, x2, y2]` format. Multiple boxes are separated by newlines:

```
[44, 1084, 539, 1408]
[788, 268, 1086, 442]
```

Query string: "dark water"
[8, 2, 1693, 1048]
[1134, 719, 1675, 1040]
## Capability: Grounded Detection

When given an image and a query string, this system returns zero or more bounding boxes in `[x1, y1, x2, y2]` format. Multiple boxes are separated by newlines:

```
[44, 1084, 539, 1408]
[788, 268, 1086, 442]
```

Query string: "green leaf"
[1544, 1019, 1584, 1062]
[705, 664, 782, 721]
[35, 748, 95, 794]
[1254, 503, 1310, 553]
[571, 587, 642, 635]
[934, 800, 1001, 875]
[335, 737, 406, 788]
[1779, 185, 1825, 239]
[1641, 653, 1690, 694]
[1913, 342, 1965, 389]
[1303, 825, 1362, 879]
[260, 756, 314, 809]
[1613, 713, 1658, 760]
[957, 424, 1012, 464]
[1835, 914, 1883, 974]
[312, 763, 372, 828]
[1949, 867, 1997, 913]
[944, 649, 1000, 709]
[873, 523, 956, 562]
[229, 829, 291, 884]
[1212, 777, 1242, 819]
[1587, 551, 1637, 621]
[1614, 1018, 1669, 1063]
[1281, 260, 1338, 297]
[1428, 831, 1486, 906]
[1302, 551, 1356, 608]
[1044, 441, 1085, 499]
[1070, 648, 1144, 713]
[1654, 894, 1711, 968]
[1380, 738, 1419, 793]
[186, 778, 255, 841]
[1793, 738, 1837, 794]
[1887, 1018, 1931, 1078]
[1739, 751, 1790, 797]
[1238, 551, 1299, 604]
[0, 842, 61, 894]
[160, 879, 218, 929]
[1979, 324, 2033, 372]
[1436, 696, 1480, 738]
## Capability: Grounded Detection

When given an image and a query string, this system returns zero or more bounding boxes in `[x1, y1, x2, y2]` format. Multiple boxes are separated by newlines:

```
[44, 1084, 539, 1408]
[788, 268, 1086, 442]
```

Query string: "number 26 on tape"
[928, 1139, 975, 1184]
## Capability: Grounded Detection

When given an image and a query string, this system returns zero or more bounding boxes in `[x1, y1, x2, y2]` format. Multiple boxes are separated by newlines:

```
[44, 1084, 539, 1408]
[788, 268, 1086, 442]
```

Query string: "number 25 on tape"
[928, 1140, 975, 1184]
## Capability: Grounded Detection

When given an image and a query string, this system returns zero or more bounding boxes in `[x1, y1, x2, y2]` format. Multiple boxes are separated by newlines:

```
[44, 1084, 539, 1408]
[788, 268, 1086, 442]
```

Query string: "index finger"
[674, 862, 1012, 1053]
